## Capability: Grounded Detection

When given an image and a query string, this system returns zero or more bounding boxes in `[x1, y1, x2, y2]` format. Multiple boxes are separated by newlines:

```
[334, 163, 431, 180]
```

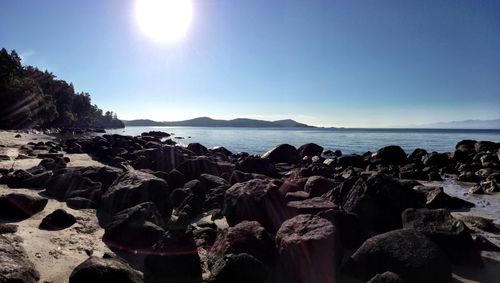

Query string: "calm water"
[105, 127, 500, 155]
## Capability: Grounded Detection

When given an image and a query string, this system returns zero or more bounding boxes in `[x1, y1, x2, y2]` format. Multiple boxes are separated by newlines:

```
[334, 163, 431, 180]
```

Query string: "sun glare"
[135, 0, 193, 43]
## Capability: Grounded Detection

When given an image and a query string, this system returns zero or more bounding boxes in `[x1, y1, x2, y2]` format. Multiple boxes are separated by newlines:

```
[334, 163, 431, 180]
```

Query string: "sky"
[1, 0, 499, 127]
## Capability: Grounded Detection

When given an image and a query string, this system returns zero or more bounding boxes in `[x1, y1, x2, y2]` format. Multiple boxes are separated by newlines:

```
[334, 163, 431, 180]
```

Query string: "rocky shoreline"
[0, 130, 499, 283]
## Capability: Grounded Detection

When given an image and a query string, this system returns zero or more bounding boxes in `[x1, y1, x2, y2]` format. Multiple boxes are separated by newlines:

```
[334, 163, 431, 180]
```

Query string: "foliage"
[0, 48, 124, 129]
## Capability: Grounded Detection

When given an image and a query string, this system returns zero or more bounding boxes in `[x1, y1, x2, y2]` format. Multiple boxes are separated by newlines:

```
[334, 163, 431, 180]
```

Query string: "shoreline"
[0, 129, 499, 282]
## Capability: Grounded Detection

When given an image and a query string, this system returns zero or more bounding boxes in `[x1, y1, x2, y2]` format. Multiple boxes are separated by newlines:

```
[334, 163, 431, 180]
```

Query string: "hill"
[123, 117, 315, 128]
[416, 119, 500, 129]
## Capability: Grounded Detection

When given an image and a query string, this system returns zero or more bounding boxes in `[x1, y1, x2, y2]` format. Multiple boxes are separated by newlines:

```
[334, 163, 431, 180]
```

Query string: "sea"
[105, 127, 500, 155]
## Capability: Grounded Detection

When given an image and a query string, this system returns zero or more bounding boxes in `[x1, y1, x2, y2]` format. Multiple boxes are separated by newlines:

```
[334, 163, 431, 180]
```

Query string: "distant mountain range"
[123, 117, 315, 128]
[415, 119, 500, 129]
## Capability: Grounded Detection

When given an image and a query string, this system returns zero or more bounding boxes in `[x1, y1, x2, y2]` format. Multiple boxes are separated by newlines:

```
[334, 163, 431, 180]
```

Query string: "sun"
[135, 0, 193, 43]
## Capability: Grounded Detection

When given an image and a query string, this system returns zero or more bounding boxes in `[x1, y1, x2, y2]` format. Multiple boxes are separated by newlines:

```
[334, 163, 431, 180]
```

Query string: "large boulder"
[373, 145, 407, 165]
[39, 209, 76, 230]
[414, 186, 474, 209]
[422, 152, 450, 167]
[342, 174, 421, 233]
[177, 157, 220, 180]
[0, 235, 40, 283]
[286, 197, 337, 215]
[236, 157, 277, 177]
[101, 170, 171, 216]
[0, 193, 48, 220]
[317, 209, 365, 250]
[144, 231, 202, 283]
[303, 176, 337, 197]
[209, 221, 275, 266]
[367, 271, 405, 283]
[46, 170, 102, 201]
[223, 179, 286, 232]
[343, 229, 452, 283]
[261, 144, 301, 164]
[402, 208, 482, 266]
[276, 214, 337, 283]
[337, 154, 365, 169]
[69, 256, 143, 283]
[103, 202, 166, 252]
[297, 143, 324, 158]
[208, 253, 269, 283]
[131, 146, 185, 172]
[187, 143, 209, 156]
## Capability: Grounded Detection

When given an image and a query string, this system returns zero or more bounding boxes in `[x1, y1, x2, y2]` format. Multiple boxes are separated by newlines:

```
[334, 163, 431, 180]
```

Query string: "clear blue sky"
[1, 0, 499, 127]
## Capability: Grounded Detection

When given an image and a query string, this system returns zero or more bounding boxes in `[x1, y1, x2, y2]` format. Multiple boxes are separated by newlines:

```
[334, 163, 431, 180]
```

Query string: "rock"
[198, 174, 229, 190]
[456, 140, 477, 152]
[373, 145, 407, 165]
[276, 214, 337, 283]
[208, 253, 269, 283]
[337, 154, 365, 168]
[450, 149, 472, 163]
[284, 190, 310, 202]
[187, 143, 209, 156]
[367, 271, 405, 283]
[286, 197, 337, 215]
[39, 157, 67, 171]
[402, 208, 482, 266]
[0, 223, 18, 234]
[142, 130, 170, 138]
[177, 157, 220, 180]
[342, 174, 421, 233]
[297, 143, 324, 158]
[66, 197, 98, 209]
[46, 171, 102, 201]
[144, 231, 202, 283]
[167, 169, 186, 189]
[469, 184, 485, 194]
[458, 215, 499, 233]
[317, 209, 365, 250]
[0, 154, 11, 161]
[458, 171, 480, 182]
[417, 186, 474, 209]
[0, 193, 48, 220]
[0, 235, 40, 283]
[39, 209, 76, 230]
[261, 144, 301, 164]
[14, 134, 21, 138]
[101, 170, 171, 217]
[209, 221, 275, 266]
[184, 179, 207, 201]
[69, 256, 143, 283]
[303, 176, 337, 197]
[473, 235, 500, 252]
[422, 152, 450, 167]
[343, 229, 451, 283]
[223, 179, 285, 232]
[475, 141, 498, 153]
[210, 146, 233, 158]
[103, 202, 166, 252]
[170, 188, 191, 208]
[193, 227, 218, 247]
[236, 157, 277, 177]
[132, 146, 185, 172]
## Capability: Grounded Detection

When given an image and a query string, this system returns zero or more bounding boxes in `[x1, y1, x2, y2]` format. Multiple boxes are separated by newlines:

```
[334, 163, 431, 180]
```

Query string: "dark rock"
[210, 146, 233, 158]
[177, 157, 220, 180]
[284, 190, 310, 202]
[184, 179, 207, 200]
[0, 235, 40, 283]
[223, 179, 285, 232]
[458, 171, 480, 182]
[46, 171, 102, 201]
[132, 146, 185, 172]
[14, 134, 22, 138]
[298, 143, 324, 158]
[473, 235, 500, 252]
[456, 140, 477, 152]
[303, 176, 337, 197]
[198, 173, 229, 190]
[428, 171, 442, 181]
[167, 169, 186, 189]
[422, 152, 450, 167]
[450, 149, 472, 163]
[170, 188, 191, 208]
[317, 209, 365, 250]
[39, 157, 67, 171]
[417, 186, 474, 209]
[66, 197, 98, 209]
[261, 144, 301, 164]
[39, 209, 76, 230]
[69, 256, 143, 283]
[208, 253, 269, 283]
[0, 223, 18, 234]
[187, 143, 209, 156]
[276, 214, 336, 283]
[367, 271, 405, 283]
[286, 197, 336, 215]
[144, 231, 202, 283]
[209, 221, 275, 266]
[236, 157, 277, 177]
[373, 145, 407, 165]
[0, 193, 48, 220]
[458, 215, 500, 233]
[402, 208, 483, 266]
[469, 184, 485, 194]
[193, 227, 218, 247]
[337, 154, 365, 169]
[142, 130, 170, 138]
[342, 174, 421, 233]
[343, 229, 451, 283]
[101, 170, 171, 217]
[103, 202, 166, 251]
[475, 141, 498, 153]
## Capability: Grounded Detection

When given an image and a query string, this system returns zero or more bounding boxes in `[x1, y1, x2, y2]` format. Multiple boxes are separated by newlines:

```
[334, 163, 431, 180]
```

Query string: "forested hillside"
[0, 48, 124, 129]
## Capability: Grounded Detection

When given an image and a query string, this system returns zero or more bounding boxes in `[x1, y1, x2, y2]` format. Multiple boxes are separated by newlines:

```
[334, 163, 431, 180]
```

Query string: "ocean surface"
[105, 127, 500, 155]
